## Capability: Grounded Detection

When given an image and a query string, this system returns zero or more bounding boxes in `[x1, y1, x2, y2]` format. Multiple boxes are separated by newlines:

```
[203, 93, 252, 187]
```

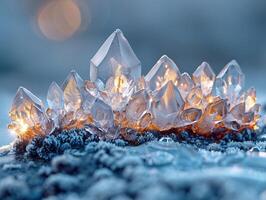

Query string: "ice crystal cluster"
[8, 29, 261, 140]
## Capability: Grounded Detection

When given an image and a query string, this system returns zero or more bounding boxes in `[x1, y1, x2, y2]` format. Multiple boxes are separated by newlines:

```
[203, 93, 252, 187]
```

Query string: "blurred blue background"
[0, 0, 266, 145]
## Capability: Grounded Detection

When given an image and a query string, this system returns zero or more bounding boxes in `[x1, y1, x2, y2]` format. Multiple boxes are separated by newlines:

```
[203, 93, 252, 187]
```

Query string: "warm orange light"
[38, 0, 81, 41]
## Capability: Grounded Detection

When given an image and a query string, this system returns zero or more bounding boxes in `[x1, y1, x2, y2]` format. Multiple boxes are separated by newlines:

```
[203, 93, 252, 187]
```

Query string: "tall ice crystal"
[90, 29, 141, 84]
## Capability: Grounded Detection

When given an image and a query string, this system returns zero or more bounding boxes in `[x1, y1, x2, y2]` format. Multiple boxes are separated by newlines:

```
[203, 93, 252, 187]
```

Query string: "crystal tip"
[114, 29, 123, 34]
[160, 55, 170, 60]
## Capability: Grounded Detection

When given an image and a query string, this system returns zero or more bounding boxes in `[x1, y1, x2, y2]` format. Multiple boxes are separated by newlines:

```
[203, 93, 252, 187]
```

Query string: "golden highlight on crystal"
[8, 30, 261, 140]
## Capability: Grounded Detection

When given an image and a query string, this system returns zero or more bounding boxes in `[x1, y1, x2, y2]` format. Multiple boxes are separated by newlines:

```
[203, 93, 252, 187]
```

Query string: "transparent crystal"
[212, 60, 245, 104]
[229, 100, 260, 126]
[192, 62, 215, 96]
[151, 81, 184, 129]
[85, 80, 99, 97]
[186, 86, 204, 109]
[82, 90, 97, 114]
[205, 99, 228, 122]
[47, 82, 64, 111]
[8, 87, 50, 138]
[91, 98, 114, 131]
[178, 72, 194, 99]
[126, 90, 150, 122]
[194, 99, 227, 135]
[134, 76, 147, 91]
[62, 70, 84, 112]
[244, 87, 256, 112]
[104, 74, 134, 111]
[105, 74, 130, 94]
[90, 29, 141, 83]
[108, 93, 130, 112]
[180, 108, 202, 125]
[138, 112, 152, 129]
[145, 55, 181, 91]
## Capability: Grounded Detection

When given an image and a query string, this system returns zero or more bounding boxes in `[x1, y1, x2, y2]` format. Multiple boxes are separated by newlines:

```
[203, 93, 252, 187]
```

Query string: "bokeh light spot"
[38, 0, 81, 41]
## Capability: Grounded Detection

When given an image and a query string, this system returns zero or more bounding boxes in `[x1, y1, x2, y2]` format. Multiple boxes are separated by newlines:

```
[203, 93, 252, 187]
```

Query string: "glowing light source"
[37, 0, 81, 41]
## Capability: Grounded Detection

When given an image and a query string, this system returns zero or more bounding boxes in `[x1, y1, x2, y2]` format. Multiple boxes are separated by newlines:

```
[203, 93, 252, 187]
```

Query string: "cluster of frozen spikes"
[8, 29, 261, 141]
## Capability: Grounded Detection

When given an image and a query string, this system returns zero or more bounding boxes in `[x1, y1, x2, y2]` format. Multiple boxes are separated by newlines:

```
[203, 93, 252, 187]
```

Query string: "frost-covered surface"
[1, 127, 266, 199]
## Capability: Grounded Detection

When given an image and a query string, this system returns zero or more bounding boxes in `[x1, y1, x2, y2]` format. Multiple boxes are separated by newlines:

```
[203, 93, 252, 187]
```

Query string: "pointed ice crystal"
[192, 62, 215, 96]
[90, 29, 141, 83]
[186, 86, 204, 109]
[212, 60, 245, 103]
[145, 55, 181, 91]
[178, 72, 194, 99]
[151, 81, 184, 129]
[154, 81, 184, 113]
[91, 98, 114, 131]
[47, 82, 64, 111]
[8, 87, 50, 138]
[126, 90, 150, 122]
[62, 70, 84, 112]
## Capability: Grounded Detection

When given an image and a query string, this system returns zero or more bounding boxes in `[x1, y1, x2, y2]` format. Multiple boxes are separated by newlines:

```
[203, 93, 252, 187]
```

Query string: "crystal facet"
[244, 87, 256, 112]
[212, 60, 245, 104]
[90, 29, 141, 83]
[178, 72, 194, 99]
[62, 70, 84, 112]
[193, 62, 215, 96]
[126, 90, 150, 123]
[91, 98, 114, 131]
[151, 81, 184, 129]
[47, 82, 64, 111]
[145, 55, 181, 91]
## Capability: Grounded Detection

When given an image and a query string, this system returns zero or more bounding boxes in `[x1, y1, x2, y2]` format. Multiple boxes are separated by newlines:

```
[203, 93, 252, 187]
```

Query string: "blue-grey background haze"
[0, 0, 266, 145]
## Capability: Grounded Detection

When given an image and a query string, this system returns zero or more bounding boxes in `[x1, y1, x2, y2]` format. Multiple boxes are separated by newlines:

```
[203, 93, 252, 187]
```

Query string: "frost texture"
[2, 126, 266, 200]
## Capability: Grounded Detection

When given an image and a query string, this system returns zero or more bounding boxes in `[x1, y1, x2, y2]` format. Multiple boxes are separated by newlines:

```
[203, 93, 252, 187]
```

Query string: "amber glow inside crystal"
[8, 29, 261, 140]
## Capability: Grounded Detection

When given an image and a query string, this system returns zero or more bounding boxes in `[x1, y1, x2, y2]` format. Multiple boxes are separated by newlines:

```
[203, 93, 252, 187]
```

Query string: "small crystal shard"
[104, 74, 134, 111]
[186, 86, 204, 109]
[145, 55, 181, 91]
[194, 99, 227, 135]
[138, 112, 152, 129]
[8, 87, 51, 139]
[90, 29, 141, 83]
[205, 99, 228, 122]
[91, 98, 114, 131]
[192, 62, 215, 96]
[151, 81, 184, 129]
[178, 72, 194, 99]
[46, 82, 64, 128]
[229, 102, 256, 125]
[134, 76, 147, 92]
[244, 87, 256, 112]
[180, 108, 202, 125]
[126, 90, 150, 122]
[47, 82, 64, 111]
[212, 60, 245, 104]
[62, 70, 84, 112]
[85, 80, 99, 96]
